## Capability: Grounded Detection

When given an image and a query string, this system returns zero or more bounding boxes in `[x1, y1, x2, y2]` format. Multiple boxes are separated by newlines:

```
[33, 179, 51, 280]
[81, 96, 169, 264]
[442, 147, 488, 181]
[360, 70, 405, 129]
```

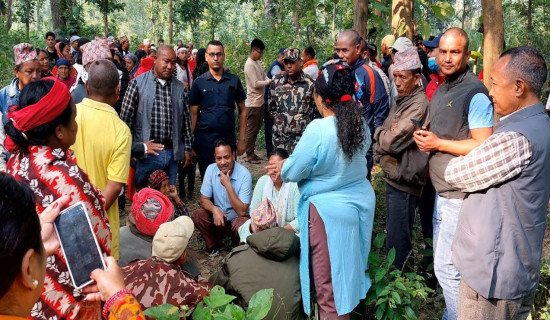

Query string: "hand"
[264, 159, 285, 178]
[220, 170, 231, 189]
[168, 185, 180, 202]
[83, 257, 126, 302]
[413, 129, 440, 153]
[182, 152, 192, 167]
[390, 122, 398, 131]
[144, 140, 164, 156]
[40, 195, 71, 256]
[236, 139, 246, 156]
[212, 208, 227, 227]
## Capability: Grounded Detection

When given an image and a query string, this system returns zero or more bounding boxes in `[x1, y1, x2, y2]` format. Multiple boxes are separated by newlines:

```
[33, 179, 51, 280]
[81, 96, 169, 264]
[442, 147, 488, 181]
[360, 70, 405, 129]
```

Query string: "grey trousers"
[457, 280, 534, 320]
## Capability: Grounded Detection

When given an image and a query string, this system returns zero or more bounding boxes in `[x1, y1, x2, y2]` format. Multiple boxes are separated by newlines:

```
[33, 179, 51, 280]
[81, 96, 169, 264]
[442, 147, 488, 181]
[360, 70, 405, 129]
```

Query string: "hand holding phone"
[410, 118, 423, 131]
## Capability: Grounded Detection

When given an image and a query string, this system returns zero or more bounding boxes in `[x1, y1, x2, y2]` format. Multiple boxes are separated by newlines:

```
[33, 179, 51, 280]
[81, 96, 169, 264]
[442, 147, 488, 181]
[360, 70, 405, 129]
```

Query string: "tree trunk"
[526, 0, 532, 46]
[391, 0, 414, 39]
[332, 2, 336, 39]
[50, 0, 66, 31]
[168, 0, 173, 44]
[291, 3, 301, 40]
[36, 0, 42, 34]
[353, 0, 369, 39]
[481, 0, 504, 122]
[103, 0, 108, 36]
[5, 0, 12, 30]
[25, 0, 30, 41]
[264, 0, 273, 22]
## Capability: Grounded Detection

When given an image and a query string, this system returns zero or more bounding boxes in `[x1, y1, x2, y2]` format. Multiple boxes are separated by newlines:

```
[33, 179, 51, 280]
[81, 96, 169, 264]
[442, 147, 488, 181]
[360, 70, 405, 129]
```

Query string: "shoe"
[245, 154, 262, 164]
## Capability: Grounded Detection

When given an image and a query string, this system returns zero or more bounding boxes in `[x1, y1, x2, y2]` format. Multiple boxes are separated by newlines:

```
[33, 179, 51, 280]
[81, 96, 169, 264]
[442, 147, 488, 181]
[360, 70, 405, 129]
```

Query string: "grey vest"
[134, 70, 188, 160]
[428, 69, 489, 198]
[452, 103, 550, 299]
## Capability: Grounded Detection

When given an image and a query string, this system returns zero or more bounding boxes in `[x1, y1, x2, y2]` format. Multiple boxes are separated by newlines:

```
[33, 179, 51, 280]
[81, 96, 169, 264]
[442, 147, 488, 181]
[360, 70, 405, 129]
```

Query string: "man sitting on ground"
[210, 200, 303, 320]
[122, 216, 212, 311]
[192, 138, 252, 254]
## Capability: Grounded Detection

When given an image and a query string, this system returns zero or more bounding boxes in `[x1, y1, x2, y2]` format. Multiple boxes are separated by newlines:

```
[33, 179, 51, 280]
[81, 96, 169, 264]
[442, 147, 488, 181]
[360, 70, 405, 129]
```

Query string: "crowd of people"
[0, 25, 549, 320]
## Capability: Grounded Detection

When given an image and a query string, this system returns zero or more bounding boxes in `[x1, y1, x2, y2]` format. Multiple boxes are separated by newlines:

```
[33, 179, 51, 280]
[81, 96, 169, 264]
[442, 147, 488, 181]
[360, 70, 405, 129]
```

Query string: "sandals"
[245, 154, 262, 164]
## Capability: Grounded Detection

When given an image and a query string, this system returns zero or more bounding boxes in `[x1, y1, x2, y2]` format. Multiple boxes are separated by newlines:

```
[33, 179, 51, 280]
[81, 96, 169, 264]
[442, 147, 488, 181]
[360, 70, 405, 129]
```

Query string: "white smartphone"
[53, 202, 106, 289]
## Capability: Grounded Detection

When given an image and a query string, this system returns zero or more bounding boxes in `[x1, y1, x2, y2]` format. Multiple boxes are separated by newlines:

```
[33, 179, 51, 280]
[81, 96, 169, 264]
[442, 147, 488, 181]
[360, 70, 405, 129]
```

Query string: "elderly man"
[192, 138, 252, 254]
[445, 47, 550, 320]
[374, 47, 429, 270]
[335, 29, 389, 180]
[268, 48, 316, 154]
[122, 45, 193, 188]
[71, 59, 132, 259]
[189, 40, 247, 177]
[413, 27, 494, 320]
[123, 216, 212, 310]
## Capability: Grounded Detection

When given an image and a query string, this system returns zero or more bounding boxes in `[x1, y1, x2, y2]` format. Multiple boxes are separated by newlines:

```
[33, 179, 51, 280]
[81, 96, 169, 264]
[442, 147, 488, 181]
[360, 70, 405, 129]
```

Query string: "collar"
[303, 59, 318, 69]
[7, 78, 19, 97]
[394, 86, 424, 104]
[79, 98, 119, 115]
[151, 70, 172, 86]
[283, 71, 306, 84]
[499, 103, 544, 123]
[444, 66, 470, 87]
[129, 223, 154, 242]
[351, 56, 366, 70]
[205, 69, 230, 82]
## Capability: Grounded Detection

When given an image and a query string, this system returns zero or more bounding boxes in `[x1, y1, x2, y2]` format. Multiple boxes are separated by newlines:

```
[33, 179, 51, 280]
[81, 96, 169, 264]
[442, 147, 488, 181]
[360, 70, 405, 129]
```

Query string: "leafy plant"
[144, 286, 274, 320]
[532, 260, 550, 320]
[365, 233, 433, 320]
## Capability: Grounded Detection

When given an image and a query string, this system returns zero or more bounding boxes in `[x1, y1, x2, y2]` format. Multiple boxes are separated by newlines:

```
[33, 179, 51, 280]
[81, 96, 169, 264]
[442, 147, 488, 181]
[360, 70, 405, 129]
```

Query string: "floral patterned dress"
[7, 146, 111, 320]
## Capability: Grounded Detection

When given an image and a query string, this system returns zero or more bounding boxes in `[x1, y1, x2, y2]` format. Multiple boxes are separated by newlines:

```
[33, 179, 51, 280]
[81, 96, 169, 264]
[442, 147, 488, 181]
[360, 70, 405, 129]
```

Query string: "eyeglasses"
[207, 52, 225, 59]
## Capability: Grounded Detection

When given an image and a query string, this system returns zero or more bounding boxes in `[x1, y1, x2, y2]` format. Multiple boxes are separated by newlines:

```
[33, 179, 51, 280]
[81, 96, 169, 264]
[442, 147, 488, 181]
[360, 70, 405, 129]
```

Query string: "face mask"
[428, 57, 439, 72]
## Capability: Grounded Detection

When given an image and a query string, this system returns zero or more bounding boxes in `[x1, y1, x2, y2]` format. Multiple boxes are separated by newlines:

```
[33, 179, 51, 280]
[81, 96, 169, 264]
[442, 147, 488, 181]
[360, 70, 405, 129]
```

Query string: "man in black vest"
[446, 47, 550, 320]
[413, 27, 494, 320]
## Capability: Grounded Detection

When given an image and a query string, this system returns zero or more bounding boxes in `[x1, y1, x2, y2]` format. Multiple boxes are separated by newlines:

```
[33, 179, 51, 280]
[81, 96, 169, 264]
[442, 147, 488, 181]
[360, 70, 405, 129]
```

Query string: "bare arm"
[102, 180, 124, 210]
[414, 127, 493, 156]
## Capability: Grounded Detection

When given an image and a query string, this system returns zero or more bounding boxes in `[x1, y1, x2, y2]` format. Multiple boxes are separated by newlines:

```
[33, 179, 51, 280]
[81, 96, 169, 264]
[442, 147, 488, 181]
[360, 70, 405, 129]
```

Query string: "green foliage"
[431, 1, 455, 21]
[365, 233, 433, 320]
[533, 260, 550, 320]
[144, 286, 274, 320]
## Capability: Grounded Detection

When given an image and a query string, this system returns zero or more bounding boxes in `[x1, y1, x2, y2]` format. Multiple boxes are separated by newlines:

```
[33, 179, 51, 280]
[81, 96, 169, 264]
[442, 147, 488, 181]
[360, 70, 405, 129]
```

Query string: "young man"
[244, 39, 271, 164]
[192, 139, 252, 254]
[189, 40, 247, 177]
[414, 28, 494, 319]
[44, 31, 58, 70]
[71, 59, 132, 259]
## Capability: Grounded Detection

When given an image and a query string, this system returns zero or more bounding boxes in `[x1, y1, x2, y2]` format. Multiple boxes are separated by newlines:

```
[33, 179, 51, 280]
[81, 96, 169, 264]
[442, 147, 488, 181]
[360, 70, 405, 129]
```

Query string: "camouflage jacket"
[122, 257, 212, 311]
[268, 71, 317, 153]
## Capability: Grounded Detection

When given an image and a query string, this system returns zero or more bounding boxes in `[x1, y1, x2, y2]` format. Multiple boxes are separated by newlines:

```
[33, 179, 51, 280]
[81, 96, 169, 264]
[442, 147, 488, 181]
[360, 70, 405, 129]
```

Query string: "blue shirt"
[0, 78, 20, 124]
[468, 93, 494, 129]
[200, 161, 253, 221]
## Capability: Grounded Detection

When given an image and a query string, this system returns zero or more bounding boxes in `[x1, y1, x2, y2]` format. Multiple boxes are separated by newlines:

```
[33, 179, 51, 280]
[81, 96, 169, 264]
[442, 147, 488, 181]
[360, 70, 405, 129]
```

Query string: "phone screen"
[54, 202, 105, 289]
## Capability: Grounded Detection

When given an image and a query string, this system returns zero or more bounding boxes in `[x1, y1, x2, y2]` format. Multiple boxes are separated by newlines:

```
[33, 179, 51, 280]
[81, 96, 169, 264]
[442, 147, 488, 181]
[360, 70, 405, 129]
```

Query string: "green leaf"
[144, 304, 181, 320]
[470, 50, 483, 60]
[391, 291, 402, 305]
[192, 303, 212, 320]
[404, 306, 417, 319]
[375, 268, 387, 282]
[370, 1, 389, 14]
[373, 233, 386, 249]
[397, 18, 407, 37]
[246, 289, 274, 320]
[432, 1, 455, 20]
[203, 286, 236, 310]
[386, 248, 396, 267]
[417, 20, 431, 39]
[375, 304, 386, 320]
[395, 281, 407, 291]
[221, 304, 245, 320]
[369, 252, 383, 266]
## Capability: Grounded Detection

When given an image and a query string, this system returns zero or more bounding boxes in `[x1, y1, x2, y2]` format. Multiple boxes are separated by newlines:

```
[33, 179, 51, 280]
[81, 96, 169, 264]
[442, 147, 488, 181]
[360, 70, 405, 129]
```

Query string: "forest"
[0, 0, 549, 318]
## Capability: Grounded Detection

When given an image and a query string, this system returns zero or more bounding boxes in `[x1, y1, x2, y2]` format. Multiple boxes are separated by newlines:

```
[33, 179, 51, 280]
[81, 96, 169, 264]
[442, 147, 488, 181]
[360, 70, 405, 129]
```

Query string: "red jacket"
[426, 73, 445, 101]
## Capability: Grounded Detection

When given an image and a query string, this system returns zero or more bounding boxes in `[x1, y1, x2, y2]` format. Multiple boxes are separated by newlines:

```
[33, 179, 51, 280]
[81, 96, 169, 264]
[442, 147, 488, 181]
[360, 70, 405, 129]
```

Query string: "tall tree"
[354, 0, 369, 39]
[481, 0, 503, 124]
[5, 0, 12, 29]
[526, 0, 532, 46]
[168, 0, 173, 44]
[85, 0, 124, 36]
[391, 0, 414, 39]
[49, 0, 66, 31]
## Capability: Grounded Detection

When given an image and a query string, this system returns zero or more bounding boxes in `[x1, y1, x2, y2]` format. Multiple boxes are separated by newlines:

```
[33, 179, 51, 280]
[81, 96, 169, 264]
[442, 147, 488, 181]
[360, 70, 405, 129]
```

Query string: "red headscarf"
[135, 57, 155, 77]
[131, 188, 173, 236]
[4, 77, 71, 152]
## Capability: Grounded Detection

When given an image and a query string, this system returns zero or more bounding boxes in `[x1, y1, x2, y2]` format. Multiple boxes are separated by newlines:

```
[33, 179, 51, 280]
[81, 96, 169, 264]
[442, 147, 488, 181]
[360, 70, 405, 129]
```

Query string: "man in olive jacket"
[373, 47, 429, 270]
[210, 227, 303, 320]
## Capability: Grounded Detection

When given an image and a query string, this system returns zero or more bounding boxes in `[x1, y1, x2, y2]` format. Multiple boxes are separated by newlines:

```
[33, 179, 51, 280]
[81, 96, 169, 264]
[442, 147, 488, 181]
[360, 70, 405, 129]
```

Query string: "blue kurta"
[281, 116, 375, 315]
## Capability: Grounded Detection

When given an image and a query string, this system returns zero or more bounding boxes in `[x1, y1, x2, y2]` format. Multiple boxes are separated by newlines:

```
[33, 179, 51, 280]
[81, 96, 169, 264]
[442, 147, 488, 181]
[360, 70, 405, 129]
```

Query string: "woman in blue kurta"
[266, 63, 375, 318]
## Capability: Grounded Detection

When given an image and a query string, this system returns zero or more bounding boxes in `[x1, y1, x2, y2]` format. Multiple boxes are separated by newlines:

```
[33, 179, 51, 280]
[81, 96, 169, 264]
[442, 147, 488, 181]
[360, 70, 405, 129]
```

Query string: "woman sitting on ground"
[0, 173, 145, 320]
[4, 78, 111, 320]
[147, 169, 190, 218]
[238, 148, 300, 243]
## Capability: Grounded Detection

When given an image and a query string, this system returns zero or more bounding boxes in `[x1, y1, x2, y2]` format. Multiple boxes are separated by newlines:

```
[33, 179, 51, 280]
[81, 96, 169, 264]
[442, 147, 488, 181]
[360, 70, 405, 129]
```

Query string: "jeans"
[433, 195, 463, 320]
[385, 183, 419, 269]
[135, 149, 179, 187]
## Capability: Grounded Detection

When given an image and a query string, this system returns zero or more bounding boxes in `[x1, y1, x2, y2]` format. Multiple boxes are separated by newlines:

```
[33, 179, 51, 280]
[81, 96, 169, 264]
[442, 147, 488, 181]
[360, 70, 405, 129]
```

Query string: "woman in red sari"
[4, 77, 111, 320]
